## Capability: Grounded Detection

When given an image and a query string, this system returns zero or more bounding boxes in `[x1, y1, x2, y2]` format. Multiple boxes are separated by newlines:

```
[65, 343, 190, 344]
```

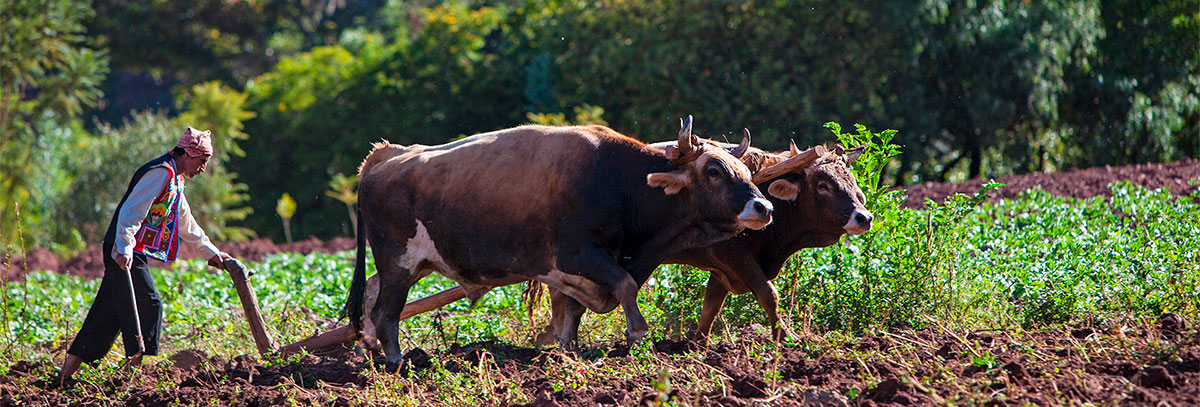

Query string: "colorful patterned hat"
[177, 127, 213, 157]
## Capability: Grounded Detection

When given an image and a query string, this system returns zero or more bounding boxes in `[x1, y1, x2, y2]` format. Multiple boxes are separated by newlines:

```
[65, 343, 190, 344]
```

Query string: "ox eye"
[818, 182, 831, 192]
[707, 167, 722, 178]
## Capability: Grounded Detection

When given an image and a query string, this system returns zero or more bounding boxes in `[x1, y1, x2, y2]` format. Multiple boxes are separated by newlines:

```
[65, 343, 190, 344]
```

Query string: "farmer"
[57, 127, 237, 384]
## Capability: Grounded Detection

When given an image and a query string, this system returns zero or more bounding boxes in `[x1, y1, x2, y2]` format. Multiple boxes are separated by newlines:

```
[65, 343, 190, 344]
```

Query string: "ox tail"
[522, 280, 547, 319]
[342, 203, 368, 332]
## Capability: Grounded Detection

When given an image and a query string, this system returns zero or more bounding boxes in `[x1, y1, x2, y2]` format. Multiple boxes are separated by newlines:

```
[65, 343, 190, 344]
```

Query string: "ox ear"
[647, 170, 693, 195]
[767, 179, 799, 201]
[843, 145, 866, 165]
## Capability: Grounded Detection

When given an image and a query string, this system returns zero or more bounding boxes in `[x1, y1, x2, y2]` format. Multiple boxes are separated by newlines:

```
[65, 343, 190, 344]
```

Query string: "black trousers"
[67, 252, 162, 363]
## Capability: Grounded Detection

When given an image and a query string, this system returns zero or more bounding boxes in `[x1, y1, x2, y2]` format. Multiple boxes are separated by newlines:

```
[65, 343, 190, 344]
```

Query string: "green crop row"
[648, 181, 1200, 340]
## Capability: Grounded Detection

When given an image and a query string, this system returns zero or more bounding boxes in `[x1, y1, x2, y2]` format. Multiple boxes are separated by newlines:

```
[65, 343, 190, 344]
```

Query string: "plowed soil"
[900, 157, 1200, 209]
[3, 320, 1197, 406]
[3, 158, 1199, 406]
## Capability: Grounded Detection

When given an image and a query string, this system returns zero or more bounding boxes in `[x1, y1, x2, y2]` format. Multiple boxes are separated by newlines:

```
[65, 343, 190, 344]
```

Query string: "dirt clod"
[2, 324, 1198, 406]
[1003, 361, 1029, 383]
[1071, 327, 1096, 339]
[1160, 313, 1188, 333]
[730, 373, 768, 398]
[799, 389, 849, 407]
[169, 349, 207, 372]
[862, 377, 923, 405]
[1136, 365, 1176, 389]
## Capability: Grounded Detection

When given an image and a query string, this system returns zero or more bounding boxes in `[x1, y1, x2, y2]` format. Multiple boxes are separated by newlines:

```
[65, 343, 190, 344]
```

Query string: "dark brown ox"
[371, 136, 874, 346]
[344, 117, 773, 362]
[530, 138, 873, 344]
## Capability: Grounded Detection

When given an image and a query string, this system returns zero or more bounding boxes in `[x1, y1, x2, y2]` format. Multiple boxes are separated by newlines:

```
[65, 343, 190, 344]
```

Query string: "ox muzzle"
[738, 198, 774, 230]
[844, 209, 873, 235]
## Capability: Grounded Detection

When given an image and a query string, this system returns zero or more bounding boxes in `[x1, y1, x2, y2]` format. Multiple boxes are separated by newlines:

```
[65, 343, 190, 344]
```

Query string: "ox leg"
[556, 296, 587, 350]
[694, 274, 730, 345]
[612, 274, 649, 345]
[370, 270, 414, 364]
[534, 288, 567, 347]
[561, 249, 648, 345]
[745, 275, 787, 342]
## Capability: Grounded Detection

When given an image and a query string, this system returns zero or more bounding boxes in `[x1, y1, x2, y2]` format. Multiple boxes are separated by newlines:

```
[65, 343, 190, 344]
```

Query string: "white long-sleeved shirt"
[112, 167, 220, 261]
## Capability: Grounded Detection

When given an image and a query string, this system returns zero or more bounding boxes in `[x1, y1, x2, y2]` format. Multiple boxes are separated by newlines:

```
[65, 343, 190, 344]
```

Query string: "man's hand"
[208, 252, 234, 270]
[115, 253, 133, 271]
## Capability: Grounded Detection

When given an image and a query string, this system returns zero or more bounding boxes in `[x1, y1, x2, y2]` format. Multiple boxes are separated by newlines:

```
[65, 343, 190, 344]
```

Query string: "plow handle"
[225, 259, 279, 355]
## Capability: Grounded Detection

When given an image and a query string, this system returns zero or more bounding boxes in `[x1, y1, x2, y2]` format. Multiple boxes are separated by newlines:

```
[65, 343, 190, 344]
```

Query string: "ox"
[532, 139, 873, 344]
[370, 136, 874, 346]
[344, 117, 774, 362]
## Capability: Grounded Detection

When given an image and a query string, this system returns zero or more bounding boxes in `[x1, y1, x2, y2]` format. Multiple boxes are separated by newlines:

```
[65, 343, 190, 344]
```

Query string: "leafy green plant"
[971, 350, 998, 370]
[824, 122, 902, 211]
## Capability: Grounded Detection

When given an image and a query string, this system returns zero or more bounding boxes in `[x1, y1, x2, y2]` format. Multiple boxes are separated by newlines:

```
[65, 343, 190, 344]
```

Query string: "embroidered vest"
[103, 153, 187, 263]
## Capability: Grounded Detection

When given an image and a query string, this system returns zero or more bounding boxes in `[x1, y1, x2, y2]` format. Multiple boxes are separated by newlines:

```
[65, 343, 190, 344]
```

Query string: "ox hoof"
[557, 338, 578, 352]
[534, 331, 557, 347]
[624, 328, 647, 345]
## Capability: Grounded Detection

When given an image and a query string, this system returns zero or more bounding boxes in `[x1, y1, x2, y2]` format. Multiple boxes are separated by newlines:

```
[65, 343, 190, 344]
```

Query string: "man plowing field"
[56, 127, 257, 386]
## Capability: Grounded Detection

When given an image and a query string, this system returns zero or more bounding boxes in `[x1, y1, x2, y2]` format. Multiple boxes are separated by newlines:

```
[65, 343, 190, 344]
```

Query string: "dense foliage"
[2, 0, 1197, 247]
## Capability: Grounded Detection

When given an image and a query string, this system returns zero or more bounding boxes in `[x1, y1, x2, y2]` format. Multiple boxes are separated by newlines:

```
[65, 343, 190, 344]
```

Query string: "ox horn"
[752, 144, 827, 184]
[664, 115, 696, 162]
[789, 139, 801, 156]
[677, 115, 694, 153]
[842, 144, 867, 164]
[730, 128, 751, 158]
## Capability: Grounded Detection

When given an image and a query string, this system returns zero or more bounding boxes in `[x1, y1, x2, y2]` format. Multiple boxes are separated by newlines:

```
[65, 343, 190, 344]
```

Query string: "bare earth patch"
[2, 320, 1196, 406]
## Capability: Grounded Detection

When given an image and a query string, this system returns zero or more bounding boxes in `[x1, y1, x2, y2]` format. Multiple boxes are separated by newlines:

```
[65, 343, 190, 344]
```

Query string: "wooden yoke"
[752, 145, 827, 184]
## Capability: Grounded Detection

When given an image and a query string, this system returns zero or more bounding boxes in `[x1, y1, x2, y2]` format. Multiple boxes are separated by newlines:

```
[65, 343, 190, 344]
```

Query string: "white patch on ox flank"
[401, 220, 493, 302]
[535, 269, 619, 314]
[360, 220, 453, 349]
[395, 220, 445, 273]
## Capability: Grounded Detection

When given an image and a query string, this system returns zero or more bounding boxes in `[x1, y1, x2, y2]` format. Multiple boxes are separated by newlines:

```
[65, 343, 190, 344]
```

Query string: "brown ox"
[365, 136, 873, 346]
[344, 117, 773, 362]
[535, 139, 873, 344]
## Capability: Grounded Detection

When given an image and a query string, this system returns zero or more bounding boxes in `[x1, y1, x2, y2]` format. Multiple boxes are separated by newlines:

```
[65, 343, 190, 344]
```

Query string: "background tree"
[1059, 0, 1200, 167]
[1, 0, 108, 251]
[895, 0, 1104, 181]
[83, 0, 389, 126]
[4, 0, 1195, 247]
[234, 3, 526, 239]
[174, 81, 256, 241]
